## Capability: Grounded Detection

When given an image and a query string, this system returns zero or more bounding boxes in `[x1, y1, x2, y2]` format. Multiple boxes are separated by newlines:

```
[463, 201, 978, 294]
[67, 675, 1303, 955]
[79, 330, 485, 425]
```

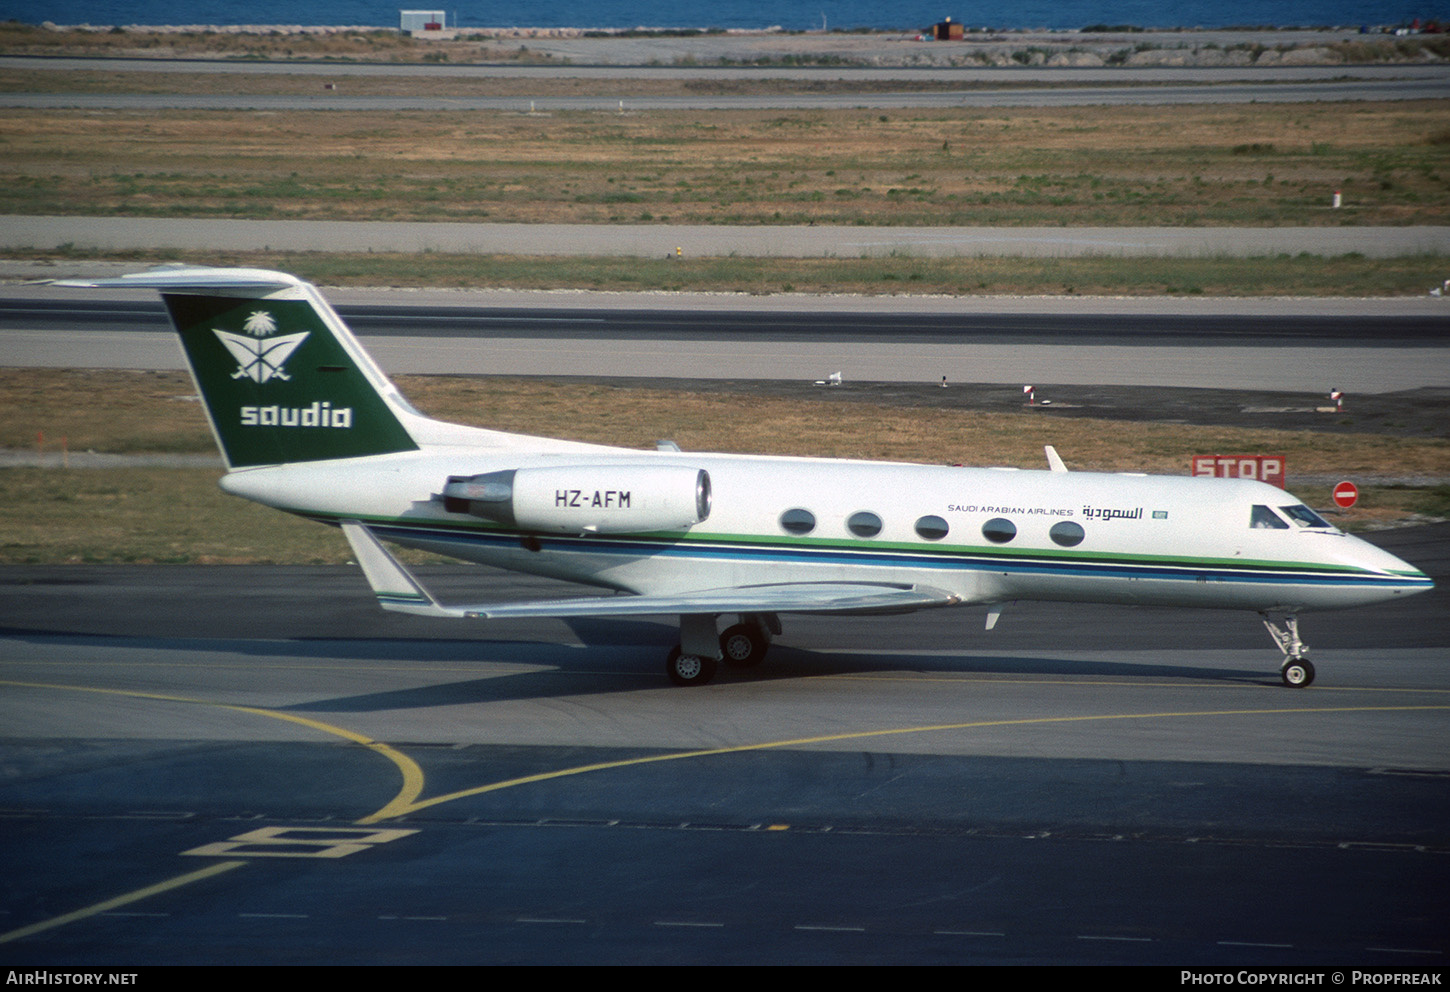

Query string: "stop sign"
[1333, 481, 1359, 509]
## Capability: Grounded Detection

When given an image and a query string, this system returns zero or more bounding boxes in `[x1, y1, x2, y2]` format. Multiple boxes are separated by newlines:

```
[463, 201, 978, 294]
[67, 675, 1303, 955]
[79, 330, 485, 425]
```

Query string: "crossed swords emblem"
[214, 330, 309, 383]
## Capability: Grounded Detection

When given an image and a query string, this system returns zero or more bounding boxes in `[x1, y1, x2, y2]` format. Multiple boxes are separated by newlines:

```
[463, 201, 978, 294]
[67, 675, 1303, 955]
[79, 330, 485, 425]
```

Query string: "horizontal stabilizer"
[47, 266, 303, 294]
[339, 521, 958, 620]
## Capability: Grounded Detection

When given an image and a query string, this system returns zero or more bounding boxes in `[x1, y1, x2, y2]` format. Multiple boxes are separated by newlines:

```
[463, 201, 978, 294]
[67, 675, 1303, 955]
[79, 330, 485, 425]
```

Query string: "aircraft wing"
[340, 520, 959, 620]
[461, 582, 959, 619]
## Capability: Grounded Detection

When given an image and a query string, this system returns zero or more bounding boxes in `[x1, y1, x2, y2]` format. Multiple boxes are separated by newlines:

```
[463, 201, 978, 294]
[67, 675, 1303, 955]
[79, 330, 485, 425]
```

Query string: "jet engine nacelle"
[441, 464, 711, 534]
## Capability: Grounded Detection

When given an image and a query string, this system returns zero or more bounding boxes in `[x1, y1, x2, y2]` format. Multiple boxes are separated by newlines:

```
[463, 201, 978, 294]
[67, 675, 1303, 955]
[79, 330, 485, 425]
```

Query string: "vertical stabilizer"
[53, 267, 420, 469]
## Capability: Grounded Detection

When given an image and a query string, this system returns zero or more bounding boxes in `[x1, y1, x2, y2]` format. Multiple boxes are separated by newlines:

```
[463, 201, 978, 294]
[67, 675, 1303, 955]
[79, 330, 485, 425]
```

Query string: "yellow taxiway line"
[3, 674, 1446, 945]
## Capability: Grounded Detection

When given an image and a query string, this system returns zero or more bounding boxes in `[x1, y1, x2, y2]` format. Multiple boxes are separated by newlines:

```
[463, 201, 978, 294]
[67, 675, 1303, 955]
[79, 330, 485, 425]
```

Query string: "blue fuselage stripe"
[357, 520, 1427, 592]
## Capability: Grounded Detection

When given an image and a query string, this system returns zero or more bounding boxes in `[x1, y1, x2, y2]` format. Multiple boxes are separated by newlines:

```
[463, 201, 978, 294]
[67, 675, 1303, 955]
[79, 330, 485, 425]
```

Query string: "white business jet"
[54, 267, 1433, 687]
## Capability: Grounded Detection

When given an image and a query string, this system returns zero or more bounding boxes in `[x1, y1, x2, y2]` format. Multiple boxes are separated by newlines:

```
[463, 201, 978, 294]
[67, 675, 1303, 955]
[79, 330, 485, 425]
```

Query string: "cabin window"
[981, 517, 1016, 544]
[1280, 504, 1332, 529]
[847, 511, 883, 538]
[780, 508, 816, 535]
[1250, 505, 1290, 529]
[915, 515, 949, 541]
[1049, 521, 1085, 547]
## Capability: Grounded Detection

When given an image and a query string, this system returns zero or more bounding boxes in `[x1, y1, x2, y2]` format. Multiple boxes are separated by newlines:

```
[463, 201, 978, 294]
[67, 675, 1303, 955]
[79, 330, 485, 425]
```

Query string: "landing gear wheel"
[1281, 657, 1315, 688]
[719, 623, 768, 669]
[666, 645, 718, 687]
[1261, 613, 1314, 688]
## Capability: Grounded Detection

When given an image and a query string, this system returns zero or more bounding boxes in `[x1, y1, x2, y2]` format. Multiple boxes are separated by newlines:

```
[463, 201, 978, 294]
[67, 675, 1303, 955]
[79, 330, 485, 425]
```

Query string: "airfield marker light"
[1332, 190, 1342, 208]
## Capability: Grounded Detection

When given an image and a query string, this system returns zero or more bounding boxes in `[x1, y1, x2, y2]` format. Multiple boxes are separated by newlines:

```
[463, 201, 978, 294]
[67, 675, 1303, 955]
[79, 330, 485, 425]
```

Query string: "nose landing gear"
[1280, 656, 1316, 688]
[1260, 612, 1315, 687]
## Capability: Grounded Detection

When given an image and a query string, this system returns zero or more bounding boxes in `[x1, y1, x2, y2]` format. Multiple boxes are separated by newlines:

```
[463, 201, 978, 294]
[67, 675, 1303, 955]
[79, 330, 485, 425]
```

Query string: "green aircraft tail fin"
[54, 267, 421, 469]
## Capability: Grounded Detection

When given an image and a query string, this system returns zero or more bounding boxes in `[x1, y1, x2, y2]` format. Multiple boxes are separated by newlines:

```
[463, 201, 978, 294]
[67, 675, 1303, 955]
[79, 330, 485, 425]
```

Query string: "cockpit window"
[1280, 504, 1332, 529]
[1250, 505, 1290, 529]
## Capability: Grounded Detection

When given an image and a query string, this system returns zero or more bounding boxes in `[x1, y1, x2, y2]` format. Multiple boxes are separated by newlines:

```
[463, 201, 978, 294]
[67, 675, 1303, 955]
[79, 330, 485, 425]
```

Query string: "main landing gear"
[665, 645, 717, 687]
[719, 623, 769, 669]
[1260, 612, 1315, 688]
[665, 614, 776, 686]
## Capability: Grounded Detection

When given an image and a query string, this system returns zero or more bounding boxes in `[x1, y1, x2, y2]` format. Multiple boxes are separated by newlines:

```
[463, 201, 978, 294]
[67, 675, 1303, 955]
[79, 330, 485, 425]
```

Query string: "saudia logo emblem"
[214, 310, 353, 429]
[240, 401, 352, 429]
[215, 311, 307, 384]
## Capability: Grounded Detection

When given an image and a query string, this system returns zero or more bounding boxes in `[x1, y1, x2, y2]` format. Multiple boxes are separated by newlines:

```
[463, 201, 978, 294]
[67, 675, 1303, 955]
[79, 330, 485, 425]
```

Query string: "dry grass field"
[3, 36, 1447, 292]
[1, 34, 1445, 561]
[2, 369, 1446, 562]
[6, 369, 1448, 474]
[0, 24, 469, 62]
[3, 103, 1447, 228]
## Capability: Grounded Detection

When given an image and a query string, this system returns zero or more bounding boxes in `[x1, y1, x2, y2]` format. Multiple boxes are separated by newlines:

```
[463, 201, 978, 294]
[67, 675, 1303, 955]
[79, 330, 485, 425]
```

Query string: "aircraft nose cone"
[1339, 533, 1434, 600]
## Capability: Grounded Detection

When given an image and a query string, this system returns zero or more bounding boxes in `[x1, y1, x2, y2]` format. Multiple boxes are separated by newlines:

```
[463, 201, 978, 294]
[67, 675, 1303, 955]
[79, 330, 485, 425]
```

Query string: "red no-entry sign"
[1333, 481, 1359, 509]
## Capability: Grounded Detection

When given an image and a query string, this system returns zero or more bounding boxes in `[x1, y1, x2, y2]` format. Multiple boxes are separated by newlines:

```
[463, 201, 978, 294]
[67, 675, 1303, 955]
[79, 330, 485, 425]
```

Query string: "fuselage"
[58, 264, 1434, 688]
[220, 446, 1432, 615]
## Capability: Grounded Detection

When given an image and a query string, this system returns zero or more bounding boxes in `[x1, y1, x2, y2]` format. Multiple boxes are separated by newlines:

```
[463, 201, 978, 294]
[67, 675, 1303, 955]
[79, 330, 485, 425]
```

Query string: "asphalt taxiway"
[3, 293, 1448, 393]
[4, 53, 1446, 112]
[0, 524, 1446, 964]
[1, 283, 1447, 964]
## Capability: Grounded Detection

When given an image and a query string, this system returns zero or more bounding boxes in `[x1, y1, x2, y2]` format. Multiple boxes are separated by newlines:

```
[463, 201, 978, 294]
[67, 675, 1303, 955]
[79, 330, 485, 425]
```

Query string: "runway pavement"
[0, 525, 1446, 964]
[8, 77, 1449, 112]
[4, 328, 1446, 392]
[7, 53, 1445, 80]
[3, 291, 1447, 393]
[3, 52, 1446, 110]
[6, 216, 1450, 257]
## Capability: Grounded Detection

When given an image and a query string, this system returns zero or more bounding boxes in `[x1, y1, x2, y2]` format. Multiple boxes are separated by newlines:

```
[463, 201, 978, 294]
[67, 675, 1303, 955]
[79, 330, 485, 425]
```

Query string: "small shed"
[400, 9, 446, 32]
[932, 17, 964, 40]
